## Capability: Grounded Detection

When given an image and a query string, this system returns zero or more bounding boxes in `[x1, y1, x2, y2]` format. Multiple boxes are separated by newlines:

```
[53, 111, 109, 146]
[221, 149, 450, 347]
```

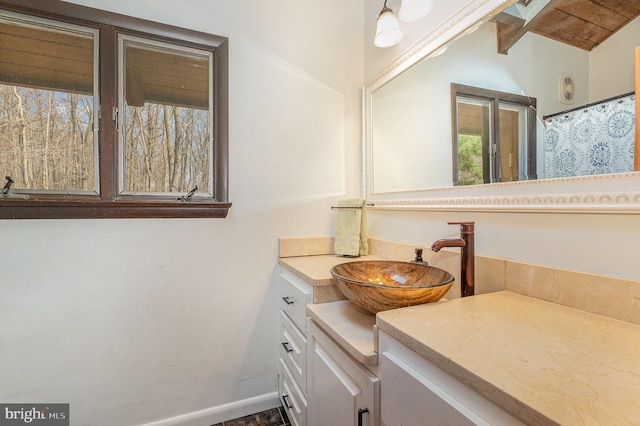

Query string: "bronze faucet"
[431, 222, 475, 297]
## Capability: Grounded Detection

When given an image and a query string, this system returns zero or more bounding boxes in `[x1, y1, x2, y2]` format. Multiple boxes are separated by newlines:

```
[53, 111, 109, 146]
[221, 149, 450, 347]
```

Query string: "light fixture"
[398, 0, 433, 23]
[374, 0, 404, 48]
[375, 0, 433, 48]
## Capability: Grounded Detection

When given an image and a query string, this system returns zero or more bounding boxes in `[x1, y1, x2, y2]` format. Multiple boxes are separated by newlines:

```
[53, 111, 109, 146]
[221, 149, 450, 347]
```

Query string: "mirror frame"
[363, 0, 640, 214]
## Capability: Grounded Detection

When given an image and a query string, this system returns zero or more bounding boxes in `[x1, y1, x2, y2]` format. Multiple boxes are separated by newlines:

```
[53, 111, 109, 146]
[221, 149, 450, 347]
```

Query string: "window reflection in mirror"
[455, 97, 491, 185]
[452, 83, 536, 186]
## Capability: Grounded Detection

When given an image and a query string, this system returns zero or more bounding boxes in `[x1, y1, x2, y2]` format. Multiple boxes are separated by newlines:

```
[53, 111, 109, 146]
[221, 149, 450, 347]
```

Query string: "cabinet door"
[379, 331, 523, 426]
[307, 319, 379, 426]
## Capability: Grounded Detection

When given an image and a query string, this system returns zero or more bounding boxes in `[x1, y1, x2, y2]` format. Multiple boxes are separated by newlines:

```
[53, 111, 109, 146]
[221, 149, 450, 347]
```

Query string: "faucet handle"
[448, 221, 475, 233]
[414, 248, 423, 261]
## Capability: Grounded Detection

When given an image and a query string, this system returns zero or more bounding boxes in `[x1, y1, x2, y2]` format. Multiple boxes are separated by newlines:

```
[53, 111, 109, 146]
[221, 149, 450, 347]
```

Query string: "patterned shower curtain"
[544, 93, 636, 178]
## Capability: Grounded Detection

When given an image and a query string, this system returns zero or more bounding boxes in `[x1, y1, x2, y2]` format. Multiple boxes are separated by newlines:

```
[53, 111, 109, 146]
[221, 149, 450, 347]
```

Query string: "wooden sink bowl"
[330, 261, 454, 314]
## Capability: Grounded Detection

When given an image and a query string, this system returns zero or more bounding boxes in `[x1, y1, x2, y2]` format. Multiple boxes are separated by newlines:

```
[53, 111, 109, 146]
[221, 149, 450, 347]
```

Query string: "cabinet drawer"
[279, 270, 313, 333]
[280, 311, 307, 393]
[280, 358, 307, 426]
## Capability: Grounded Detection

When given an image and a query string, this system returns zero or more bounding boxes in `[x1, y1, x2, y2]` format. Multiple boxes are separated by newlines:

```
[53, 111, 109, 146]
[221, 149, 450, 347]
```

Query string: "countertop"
[307, 300, 377, 366]
[377, 291, 640, 425]
[278, 254, 382, 286]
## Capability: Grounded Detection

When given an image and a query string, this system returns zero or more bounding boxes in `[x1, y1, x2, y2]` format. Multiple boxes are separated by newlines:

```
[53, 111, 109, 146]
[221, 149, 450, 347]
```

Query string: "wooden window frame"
[0, 0, 230, 219]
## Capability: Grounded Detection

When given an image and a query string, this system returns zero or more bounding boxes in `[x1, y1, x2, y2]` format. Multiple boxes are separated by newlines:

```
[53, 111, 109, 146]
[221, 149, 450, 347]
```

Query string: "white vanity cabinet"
[378, 330, 523, 426]
[278, 268, 313, 426]
[307, 319, 379, 426]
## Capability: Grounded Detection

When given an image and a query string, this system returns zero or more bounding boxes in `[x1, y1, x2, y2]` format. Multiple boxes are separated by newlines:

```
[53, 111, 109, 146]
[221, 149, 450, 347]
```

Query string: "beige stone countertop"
[278, 255, 382, 286]
[376, 291, 640, 425]
[307, 300, 377, 366]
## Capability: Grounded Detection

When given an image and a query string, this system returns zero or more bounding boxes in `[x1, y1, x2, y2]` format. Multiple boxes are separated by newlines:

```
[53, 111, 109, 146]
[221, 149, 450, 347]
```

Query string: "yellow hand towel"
[334, 199, 369, 257]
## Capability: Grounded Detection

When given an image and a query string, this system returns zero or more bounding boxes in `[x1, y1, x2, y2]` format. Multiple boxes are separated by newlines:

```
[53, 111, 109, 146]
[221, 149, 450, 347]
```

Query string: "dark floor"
[211, 407, 290, 426]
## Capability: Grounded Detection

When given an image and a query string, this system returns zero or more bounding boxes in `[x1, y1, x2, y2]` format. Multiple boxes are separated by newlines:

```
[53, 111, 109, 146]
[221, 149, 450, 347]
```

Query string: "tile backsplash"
[279, 237, 334, 258]
[505, 261, 640, 325]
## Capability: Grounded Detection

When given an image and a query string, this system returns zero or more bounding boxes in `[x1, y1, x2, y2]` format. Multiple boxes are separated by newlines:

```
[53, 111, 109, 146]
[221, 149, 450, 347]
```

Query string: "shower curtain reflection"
[544, 94, 636, 178]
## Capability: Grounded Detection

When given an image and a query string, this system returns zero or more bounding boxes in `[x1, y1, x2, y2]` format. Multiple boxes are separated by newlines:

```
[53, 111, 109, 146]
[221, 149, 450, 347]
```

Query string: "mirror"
[364, 0, 640, 212]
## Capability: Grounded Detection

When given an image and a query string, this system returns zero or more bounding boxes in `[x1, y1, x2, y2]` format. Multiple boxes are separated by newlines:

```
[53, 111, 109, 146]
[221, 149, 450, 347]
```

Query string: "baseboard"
[140, 392, 281, 426]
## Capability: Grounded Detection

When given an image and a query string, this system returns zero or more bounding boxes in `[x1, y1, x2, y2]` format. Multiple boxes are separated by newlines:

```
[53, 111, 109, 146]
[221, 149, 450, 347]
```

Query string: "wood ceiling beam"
[494, 0, 640, 54]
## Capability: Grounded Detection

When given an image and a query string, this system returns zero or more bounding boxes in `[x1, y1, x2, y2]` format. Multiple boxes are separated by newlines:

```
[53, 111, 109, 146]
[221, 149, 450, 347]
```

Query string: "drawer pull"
[281, 342, 293, 353]
[282, 394, 293, 409]
[358, 408, 369, 426]
[282, 296, 294, 305]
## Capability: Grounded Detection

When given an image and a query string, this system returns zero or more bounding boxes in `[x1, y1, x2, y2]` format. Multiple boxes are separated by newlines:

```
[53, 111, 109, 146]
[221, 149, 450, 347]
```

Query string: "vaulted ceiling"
[493, 0, 640, 54]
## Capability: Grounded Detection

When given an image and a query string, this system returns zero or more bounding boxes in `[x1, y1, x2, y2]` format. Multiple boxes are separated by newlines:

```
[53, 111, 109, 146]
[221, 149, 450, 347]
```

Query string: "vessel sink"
[330, 260, 454, 314]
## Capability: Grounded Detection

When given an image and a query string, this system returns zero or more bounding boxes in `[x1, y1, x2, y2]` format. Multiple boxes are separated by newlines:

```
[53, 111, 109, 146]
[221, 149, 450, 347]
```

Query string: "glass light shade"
[375, 8, 404, 48]
[398, 0, 433, 23]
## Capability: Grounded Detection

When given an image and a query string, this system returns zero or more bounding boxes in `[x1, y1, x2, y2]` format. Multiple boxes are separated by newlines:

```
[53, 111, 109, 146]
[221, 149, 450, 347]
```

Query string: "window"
[0, 0, 229, 218]
[451, 83, 536, 186]
[119, 36, 213, 197]
[0, 13, 99, 194]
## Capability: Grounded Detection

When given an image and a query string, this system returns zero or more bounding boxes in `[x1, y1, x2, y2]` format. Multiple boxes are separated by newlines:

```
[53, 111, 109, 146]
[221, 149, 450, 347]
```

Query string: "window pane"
[121, 37, 212, 196]
[456, 98, 491, 185]
[499, 103, 529, 182]
[0, 14, 97, 192]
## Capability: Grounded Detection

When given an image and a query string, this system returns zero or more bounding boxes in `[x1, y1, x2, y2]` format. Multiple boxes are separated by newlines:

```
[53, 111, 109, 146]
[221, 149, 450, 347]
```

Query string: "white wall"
[363, 1, 640, 282]
[0, 1, 363, 425]
[589, 15, 639, 101]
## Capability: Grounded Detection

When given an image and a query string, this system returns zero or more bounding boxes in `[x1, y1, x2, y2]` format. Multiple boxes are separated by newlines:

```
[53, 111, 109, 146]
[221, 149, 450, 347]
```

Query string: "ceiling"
[493, 0, 640, 54]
